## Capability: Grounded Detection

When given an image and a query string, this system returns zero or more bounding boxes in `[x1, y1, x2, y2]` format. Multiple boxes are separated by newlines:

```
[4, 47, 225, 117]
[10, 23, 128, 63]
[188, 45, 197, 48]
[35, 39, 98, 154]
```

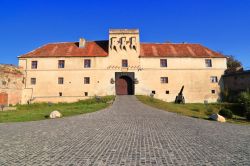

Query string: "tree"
[225, 55, 243, 74]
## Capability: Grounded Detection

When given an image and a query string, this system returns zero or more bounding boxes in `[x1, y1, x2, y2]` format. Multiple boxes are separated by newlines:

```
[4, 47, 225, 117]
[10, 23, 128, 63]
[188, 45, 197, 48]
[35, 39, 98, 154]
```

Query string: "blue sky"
[0, 0, 249, 68]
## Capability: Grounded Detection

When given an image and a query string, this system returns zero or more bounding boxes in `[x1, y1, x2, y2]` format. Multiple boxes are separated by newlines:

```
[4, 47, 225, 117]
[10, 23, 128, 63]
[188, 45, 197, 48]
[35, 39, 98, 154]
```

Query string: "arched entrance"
[116, 76, 134, 95]
[0, 92, 8, 106]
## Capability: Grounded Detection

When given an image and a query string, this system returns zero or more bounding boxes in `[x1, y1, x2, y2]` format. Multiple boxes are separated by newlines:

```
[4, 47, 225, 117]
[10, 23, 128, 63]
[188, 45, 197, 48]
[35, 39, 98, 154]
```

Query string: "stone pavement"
[0, 96, 249, 165]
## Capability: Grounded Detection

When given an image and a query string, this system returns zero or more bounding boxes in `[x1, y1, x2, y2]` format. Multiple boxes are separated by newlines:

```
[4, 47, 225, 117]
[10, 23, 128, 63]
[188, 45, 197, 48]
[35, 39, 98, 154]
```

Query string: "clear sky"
[0, 0, 249, 68]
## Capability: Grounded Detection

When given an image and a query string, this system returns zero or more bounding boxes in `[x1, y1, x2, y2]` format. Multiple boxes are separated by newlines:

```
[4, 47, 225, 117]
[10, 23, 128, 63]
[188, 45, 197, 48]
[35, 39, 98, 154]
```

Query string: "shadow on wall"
[74, 40, 109, 53]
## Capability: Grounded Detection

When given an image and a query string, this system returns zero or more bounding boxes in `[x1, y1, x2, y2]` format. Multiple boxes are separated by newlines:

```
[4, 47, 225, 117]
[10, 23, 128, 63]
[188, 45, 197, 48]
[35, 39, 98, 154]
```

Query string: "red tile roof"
[19, 41, 225, 58]
[19, 41, 109, 58]
[140, 43, 225, 58]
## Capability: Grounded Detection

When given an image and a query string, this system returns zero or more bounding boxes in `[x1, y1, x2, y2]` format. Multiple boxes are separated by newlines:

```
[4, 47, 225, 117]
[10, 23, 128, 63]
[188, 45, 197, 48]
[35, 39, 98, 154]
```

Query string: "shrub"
[237, 91, 250, 120]
[238, 91, 250, 105]
[224, 103, 245, 116]
[219, 108, 233, 119]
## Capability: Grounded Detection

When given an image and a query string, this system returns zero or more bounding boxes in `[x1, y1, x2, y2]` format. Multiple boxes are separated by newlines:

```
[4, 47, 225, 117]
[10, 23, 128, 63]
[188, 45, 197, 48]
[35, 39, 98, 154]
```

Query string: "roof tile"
[19, 41, 225, 58]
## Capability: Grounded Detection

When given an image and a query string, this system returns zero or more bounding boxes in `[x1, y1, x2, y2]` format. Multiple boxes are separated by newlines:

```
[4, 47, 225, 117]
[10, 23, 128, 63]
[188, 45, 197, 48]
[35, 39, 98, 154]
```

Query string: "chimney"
[79, 38, 86, 48]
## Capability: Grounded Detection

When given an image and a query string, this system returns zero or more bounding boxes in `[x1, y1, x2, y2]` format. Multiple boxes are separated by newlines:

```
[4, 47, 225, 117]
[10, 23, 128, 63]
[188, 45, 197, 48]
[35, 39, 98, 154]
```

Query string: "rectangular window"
[58, 77, 64, 84]
[84, 77, 90, 84]
[84, 92, 88, 96]
[166, 90, 170, 94]
[58, 60, 65, 68]
[160, 77, 168, 83]
[211, 90, 216, 94]
[205, 59, 212, 67]
[152, 90, 156, 94]
[210, 76, 218, 83]
[160, 59, 167, 67]
[59, 92, 63, 96]
[31, 61, 38, 69]
[84, 59, 91, 68]
[122, 59, 128, 67]
[31, 78, 36, 85]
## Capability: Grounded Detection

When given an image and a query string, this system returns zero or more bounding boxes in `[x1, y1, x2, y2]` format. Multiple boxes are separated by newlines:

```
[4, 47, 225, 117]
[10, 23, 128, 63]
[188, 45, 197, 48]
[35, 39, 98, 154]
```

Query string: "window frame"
[205, 59, 212, 67]
[31, 61, 38, 69]
[122, 59, 128, 68]
[210, 76, 218, 83]
[160, 77, 168, 84]
[160, 59, 168, 67]
[31, 78, 36, 85]
[58, 60, 65, 68]
[58, 77, 64, 84]
[84, 59, 91, 68]
[84, 77, 90, 84]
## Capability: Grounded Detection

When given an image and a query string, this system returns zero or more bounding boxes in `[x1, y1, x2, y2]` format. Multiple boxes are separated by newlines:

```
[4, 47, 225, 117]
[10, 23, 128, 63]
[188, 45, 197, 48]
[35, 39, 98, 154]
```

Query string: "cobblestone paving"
[0, 96, 249, 166]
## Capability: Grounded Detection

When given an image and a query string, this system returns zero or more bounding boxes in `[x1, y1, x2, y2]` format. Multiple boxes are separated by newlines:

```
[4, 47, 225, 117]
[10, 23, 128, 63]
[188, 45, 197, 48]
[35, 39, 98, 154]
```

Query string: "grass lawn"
[136, 95, 250, 125]
[0, 96, 115, 123]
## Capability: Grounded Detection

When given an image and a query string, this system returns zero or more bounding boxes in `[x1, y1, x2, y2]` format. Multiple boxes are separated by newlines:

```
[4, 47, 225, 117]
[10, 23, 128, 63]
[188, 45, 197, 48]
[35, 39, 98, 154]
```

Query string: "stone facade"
[18, 29, 227, 104]
[0, 65, 24, 105]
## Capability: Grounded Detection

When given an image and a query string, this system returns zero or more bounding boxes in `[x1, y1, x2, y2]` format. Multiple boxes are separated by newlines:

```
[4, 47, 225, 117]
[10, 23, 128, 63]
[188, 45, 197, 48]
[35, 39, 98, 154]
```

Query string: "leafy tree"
[238, 91, 250, 120]
[226, 55, 243, 73]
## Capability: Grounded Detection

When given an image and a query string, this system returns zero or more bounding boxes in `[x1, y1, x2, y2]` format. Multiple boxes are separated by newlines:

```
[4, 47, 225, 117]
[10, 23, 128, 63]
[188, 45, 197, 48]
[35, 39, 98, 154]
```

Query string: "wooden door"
[0, 92, 8, 105]
[116, 78, 128, 95]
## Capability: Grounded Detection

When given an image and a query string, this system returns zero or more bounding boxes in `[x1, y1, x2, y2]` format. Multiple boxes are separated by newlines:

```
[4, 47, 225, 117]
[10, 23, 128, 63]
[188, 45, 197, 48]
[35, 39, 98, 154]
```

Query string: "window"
[84, 92, 88, 96]
[84, 59, 91, 68]
[166, 90, 170, 94]
[210, 76, 218, 83]
[211, 90, 216, 94]
[58, 77, 64, 84]
[122, 59, 128, 67]
[59, 92, 63, 96]
[160, 59, 167, 67]
[31, 61, 38, 69]
[160, 77, 168, 83]
[84, 77, 90, 84]
[58, 60, 65, 68]
[31, 78, 36, 85]
[152, 90, 156, 94]
[2, 80, 6, 86]
[205, 59, 212, 67]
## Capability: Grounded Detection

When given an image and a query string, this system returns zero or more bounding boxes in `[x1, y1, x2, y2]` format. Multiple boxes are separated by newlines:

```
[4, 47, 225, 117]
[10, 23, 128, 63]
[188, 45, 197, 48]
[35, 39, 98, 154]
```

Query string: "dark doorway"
[115, 72, 135, 95]
[0, 92, 8, 105]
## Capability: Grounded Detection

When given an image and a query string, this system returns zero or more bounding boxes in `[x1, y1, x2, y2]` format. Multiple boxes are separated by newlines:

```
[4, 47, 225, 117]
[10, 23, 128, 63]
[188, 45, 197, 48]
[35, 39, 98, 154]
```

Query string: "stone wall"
[223, 71, 250, 92]
[0, 65, 24, 105]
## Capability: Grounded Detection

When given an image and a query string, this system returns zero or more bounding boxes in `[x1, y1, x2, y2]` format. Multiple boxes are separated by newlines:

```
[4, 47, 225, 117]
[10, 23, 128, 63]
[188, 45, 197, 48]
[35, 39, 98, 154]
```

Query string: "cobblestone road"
[0, 96, 249, 165]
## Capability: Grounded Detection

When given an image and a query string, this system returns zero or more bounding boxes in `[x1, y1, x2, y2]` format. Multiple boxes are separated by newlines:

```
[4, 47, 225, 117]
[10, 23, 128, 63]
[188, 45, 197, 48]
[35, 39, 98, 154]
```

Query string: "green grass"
[136, 95, 250, 125]
[0, 96, 115, 123]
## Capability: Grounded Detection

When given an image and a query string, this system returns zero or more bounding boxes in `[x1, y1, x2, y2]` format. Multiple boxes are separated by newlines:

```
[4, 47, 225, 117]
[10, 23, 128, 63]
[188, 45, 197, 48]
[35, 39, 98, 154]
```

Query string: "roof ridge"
[140, 42, 202, 45]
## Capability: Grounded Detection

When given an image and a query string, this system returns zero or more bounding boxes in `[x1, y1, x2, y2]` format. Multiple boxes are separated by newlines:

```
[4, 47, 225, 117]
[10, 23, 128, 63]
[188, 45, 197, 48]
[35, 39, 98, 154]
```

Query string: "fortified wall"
[0, 65, 24, 106]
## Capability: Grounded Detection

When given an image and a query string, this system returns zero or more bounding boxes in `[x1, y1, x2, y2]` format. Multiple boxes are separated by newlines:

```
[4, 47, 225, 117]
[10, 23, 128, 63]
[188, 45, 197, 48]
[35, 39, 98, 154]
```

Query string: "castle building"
[18, 29, 227, 104]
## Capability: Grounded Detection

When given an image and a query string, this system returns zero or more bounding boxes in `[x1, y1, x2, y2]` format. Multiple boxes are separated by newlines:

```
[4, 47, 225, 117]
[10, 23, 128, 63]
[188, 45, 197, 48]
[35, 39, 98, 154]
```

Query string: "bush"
[237, 91, 250, 120]
[238, 91, 250, 105]
[219, 108, 233, 119]
[224, 103, 245, 116]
